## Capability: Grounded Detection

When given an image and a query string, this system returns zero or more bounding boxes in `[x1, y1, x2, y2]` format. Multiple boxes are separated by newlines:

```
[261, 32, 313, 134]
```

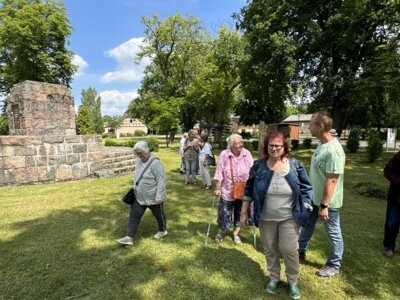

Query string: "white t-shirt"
[200, 142, 212, 161]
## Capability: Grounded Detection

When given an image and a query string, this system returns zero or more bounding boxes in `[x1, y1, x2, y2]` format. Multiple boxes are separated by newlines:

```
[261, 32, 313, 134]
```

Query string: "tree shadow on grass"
[0, 202, 273, 300]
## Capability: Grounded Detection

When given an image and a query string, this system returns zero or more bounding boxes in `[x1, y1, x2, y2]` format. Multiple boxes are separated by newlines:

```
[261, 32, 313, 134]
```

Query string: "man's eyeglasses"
[268, 144, 283, 150]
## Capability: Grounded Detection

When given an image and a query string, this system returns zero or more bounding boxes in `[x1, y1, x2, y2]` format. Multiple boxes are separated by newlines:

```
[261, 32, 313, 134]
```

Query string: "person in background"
[329, 128, 340, 141]
[298, 112, 346, 277]
[183, 129, 200, 184]
[214, 134, 253, 244]
[179, 133, 188, 174]
[382, 151, 400, 257]
[199, 134, 212, 189]
[117, 141, 167, 245]
[240, 131, 312, 299]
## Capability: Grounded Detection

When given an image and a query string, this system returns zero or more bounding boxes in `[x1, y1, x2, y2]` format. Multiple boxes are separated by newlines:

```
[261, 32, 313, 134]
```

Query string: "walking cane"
[204, 195, 217, 247]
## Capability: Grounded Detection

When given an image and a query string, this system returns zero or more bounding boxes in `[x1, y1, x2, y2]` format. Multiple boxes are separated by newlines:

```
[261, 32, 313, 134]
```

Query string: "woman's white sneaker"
[117, 236, 133, 245]
[154, 230, 168, 239]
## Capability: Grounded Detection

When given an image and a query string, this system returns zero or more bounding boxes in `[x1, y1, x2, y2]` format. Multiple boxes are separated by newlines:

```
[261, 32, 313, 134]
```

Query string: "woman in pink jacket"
[213, 134, 253, 244]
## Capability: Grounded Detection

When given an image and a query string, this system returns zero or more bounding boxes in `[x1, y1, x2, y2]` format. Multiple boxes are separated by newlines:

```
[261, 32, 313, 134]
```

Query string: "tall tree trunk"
[165, 134, 169, 148]
[331, 103, 347, 137]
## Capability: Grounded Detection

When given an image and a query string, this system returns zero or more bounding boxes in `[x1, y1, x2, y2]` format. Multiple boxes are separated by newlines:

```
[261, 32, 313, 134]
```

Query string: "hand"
[203, 162, 207, 167]
[214, 189, 221, 196]
[318, 207, 329, 221]
[155, 200, 162, 205]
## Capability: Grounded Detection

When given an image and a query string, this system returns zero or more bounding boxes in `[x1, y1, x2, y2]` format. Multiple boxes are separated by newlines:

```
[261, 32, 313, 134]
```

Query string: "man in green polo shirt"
[298, 111, 346, 277]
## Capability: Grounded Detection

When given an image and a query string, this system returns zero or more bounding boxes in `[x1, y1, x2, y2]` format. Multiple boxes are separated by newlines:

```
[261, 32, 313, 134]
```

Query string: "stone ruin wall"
[0, 81, 104, 186]
[0, 135, 103, 186]
[7, 81, 76, 136]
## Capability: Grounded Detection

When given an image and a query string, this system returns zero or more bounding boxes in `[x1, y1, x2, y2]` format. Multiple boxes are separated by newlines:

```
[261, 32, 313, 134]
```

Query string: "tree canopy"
[76, 105, 95, 135]
[0, 0, 76, 108]
[81, 87, 103, 134]
[128, 13, 244, 144]
[236, 0, 400, 133]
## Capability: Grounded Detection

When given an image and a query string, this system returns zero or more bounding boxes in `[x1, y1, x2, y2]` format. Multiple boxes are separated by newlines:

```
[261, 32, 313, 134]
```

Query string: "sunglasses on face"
[268, 144, 283, 150]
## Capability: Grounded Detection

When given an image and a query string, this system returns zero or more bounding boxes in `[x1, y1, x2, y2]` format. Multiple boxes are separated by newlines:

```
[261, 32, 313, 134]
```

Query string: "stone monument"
[0, 80, 104, 186]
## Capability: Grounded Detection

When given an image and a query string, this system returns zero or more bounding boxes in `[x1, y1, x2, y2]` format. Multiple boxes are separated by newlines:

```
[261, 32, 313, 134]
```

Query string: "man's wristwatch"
[320, 203, 329, 209]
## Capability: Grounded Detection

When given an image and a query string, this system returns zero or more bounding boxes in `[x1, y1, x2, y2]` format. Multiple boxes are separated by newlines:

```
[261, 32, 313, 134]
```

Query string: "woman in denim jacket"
[240, 132, 312, 300]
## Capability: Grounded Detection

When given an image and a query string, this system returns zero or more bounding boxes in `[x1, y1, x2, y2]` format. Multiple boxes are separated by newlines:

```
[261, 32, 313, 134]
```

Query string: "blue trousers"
[383, 201, 400, 250]
[298, 204, 344, 269]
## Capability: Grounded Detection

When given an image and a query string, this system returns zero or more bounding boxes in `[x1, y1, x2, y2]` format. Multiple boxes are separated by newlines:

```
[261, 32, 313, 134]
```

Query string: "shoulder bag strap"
[136, 157, 159, 186]
[229, 156, 235, 183]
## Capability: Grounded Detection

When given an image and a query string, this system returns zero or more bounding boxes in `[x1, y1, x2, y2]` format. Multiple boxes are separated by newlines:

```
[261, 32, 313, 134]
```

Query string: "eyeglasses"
[135, 151, 144, 156]
[268, 144, 283, 150]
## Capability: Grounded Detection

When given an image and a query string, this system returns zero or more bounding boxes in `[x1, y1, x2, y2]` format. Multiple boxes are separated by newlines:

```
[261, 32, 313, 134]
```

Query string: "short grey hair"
[227, 134, 243, 147]
[183, 132, 188, 138]
[188, 129, 197, 135]
[133, 141, 150, 154]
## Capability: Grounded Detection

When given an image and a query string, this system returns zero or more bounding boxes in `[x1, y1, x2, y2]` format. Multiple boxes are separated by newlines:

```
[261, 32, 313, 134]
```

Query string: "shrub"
[291, 139, 299, 151]
[146, 137, 159, 152]
[354, 182, 386, 199]
[104, 139, 118, 146]
[347, 126, 361, 153]
[240, 131, 252, 140]
[134, 130, 146, 137]
[251, 140, 259, 152]
[243, 141, 253, 151]
[124, 139, 137, 148]
[366, 130, 383, 163]
[303, 138, 312, 149]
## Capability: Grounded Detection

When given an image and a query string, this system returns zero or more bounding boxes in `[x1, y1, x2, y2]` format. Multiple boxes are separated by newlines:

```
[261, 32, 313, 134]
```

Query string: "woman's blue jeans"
[298, 204, 344, 269]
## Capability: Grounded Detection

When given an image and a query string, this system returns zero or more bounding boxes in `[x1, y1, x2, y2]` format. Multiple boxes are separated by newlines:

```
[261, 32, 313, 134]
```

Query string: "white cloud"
[101, 37, 150, 83]
[72, 55, 89, 77]
[99, 90, 139, 116]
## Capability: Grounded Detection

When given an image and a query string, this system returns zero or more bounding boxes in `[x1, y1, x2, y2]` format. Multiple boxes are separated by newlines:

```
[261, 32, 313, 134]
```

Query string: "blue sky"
[65, 0, 247, 116]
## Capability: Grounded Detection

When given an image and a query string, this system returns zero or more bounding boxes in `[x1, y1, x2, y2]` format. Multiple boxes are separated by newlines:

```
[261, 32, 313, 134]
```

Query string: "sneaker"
[265, 280, 279, 294]
[289, 284, 301, 300]
[233, 234, 242, 244]
[383, 247, 394, 257]
[215, 231, 225, 243]
[154, 230, 168, 239]
[117, 236, 133, 245]
[316, 265, 340, 277]
[298, 249, 306, 261]
[205, 186, 211, 190]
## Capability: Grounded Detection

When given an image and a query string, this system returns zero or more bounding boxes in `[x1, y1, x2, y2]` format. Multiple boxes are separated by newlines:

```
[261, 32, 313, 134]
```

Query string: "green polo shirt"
[309, 138, 345, 208]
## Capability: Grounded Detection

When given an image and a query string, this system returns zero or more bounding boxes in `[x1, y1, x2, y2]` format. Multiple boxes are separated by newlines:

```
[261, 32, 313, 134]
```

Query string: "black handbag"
[208, 150, 216, 166]
[122, 188, 135, 205]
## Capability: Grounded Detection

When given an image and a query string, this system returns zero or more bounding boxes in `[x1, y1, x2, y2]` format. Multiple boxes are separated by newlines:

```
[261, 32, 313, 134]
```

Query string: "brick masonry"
[0, 135, 103, 186]
[7, 80, 76, 136]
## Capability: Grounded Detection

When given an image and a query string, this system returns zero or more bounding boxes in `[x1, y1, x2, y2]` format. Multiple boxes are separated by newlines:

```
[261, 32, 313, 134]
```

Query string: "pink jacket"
[214, 148, 253, 201]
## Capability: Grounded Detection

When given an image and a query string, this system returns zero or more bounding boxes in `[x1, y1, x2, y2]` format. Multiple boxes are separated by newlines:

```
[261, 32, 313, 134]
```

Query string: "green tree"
[129, 13, 209, 145]
[236, 0, 400, 133]
[81, 87, 103, 134]
[103, 115, 123, 134]
[186, 26, 244, 127]
[0, 0, 76, 109]
[0, 111, 8, 135]
[76, 106, 95, 135]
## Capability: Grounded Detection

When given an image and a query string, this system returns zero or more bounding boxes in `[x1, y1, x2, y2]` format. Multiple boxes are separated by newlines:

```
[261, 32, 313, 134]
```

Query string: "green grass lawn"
[1, 143, 399, 299]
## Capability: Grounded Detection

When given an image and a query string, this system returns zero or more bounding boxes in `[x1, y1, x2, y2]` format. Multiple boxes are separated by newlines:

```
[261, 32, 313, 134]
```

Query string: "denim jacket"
[243, 157, 313, 227]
